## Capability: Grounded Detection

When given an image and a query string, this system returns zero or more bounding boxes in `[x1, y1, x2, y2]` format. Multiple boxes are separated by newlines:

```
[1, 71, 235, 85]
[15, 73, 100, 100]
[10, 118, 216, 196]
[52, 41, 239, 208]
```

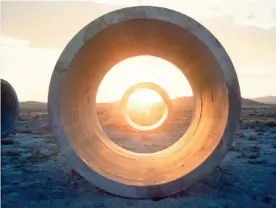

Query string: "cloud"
[2, 1, 275, 68]
[1, 1, 123, 49]
[89, 0, 276, 29]
[88, 0, 138, 5]
[150, 0, 276, 29]
[1, 1, 276, 98]
[0, 36, 62, 102]
[201, 18, 276, 67]
[2, 1, 276, 49]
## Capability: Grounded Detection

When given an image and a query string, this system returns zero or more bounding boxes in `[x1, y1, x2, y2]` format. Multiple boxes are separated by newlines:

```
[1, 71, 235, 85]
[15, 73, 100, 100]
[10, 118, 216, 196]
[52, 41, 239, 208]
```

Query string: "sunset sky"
[1, 0, 275, 102]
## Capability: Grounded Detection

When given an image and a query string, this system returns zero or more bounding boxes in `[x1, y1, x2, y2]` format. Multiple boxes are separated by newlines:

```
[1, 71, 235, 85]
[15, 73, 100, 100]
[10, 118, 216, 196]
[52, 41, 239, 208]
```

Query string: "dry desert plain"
[1, 97, 276, 208]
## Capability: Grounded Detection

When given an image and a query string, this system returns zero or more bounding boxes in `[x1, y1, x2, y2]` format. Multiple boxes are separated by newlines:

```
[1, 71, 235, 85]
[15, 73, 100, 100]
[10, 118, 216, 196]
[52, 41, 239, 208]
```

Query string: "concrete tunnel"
[48, 6, 241, 198]
[1, 79, 19, 138]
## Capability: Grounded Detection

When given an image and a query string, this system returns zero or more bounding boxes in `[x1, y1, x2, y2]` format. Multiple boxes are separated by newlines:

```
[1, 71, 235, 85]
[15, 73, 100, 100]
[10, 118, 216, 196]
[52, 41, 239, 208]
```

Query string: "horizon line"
[19, 95, 276, 104]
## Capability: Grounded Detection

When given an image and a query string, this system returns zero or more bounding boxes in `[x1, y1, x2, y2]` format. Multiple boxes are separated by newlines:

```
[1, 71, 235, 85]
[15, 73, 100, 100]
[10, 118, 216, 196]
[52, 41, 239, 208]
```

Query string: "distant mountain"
[250, 96, 276, 105]
[172, 96, 268, 107]
[241, 98, 267, 106]
[97, 96, 267, 107]
[173, 97, 267, 106]
[20, 101, 47, 110]
[171, 96, 195, 108]
[21, 96, 270, 111]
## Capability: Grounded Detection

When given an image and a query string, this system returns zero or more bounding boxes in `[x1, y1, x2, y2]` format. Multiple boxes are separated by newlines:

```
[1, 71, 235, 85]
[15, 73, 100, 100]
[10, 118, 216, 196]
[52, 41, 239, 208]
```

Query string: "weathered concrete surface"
[1, 79, 19, 138]
[48, 6, 241, 198]
[120, 82, 172, 131]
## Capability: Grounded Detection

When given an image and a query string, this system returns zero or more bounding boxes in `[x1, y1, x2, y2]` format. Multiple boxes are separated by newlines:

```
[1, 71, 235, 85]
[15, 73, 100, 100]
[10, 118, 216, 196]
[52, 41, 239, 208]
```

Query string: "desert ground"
[1, 99, 276, 208]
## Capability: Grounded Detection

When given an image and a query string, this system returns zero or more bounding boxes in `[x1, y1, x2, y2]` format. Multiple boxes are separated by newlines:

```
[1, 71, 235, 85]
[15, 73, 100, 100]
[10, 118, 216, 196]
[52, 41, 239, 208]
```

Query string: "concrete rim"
[48, 6, 241, 198]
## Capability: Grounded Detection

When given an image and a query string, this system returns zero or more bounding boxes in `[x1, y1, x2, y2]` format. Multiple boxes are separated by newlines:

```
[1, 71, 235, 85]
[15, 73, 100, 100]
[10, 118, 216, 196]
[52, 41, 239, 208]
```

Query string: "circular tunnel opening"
[48, 6, 241, 198]
[125, 88, 166, 127]
[1, 79, 19, 138]
[123, 87, 168, 129]
[96, 56, 194, 153]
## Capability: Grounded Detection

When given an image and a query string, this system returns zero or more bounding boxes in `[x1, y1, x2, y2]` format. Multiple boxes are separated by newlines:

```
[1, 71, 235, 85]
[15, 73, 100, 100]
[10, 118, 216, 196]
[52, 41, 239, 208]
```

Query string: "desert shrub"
[1, 139, 15, 145]
[265, 120, 276, 127]
[3, 150, 20, 157]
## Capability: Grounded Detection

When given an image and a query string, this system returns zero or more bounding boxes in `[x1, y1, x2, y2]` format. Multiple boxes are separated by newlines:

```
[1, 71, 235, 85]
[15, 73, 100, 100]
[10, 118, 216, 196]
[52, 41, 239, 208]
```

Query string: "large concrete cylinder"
[48, 6, 241, 198]
[1, 79, 19, 138]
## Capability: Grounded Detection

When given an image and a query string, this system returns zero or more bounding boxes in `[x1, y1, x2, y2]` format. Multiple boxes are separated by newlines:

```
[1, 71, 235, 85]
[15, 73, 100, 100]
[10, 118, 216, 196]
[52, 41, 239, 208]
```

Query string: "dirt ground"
[1, 105, 276, 208]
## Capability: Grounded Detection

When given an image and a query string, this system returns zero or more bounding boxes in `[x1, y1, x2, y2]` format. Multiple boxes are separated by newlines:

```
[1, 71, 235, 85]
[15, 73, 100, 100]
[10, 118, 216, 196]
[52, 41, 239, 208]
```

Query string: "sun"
[127, 89, 163, 107]
[124, 88, 168, 129]
[96, 55, 193, 104]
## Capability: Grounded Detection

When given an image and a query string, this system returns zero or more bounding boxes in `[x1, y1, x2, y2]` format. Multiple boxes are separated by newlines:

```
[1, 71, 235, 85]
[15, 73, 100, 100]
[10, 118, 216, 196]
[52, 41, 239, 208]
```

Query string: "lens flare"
[121, 82, 172, 131]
